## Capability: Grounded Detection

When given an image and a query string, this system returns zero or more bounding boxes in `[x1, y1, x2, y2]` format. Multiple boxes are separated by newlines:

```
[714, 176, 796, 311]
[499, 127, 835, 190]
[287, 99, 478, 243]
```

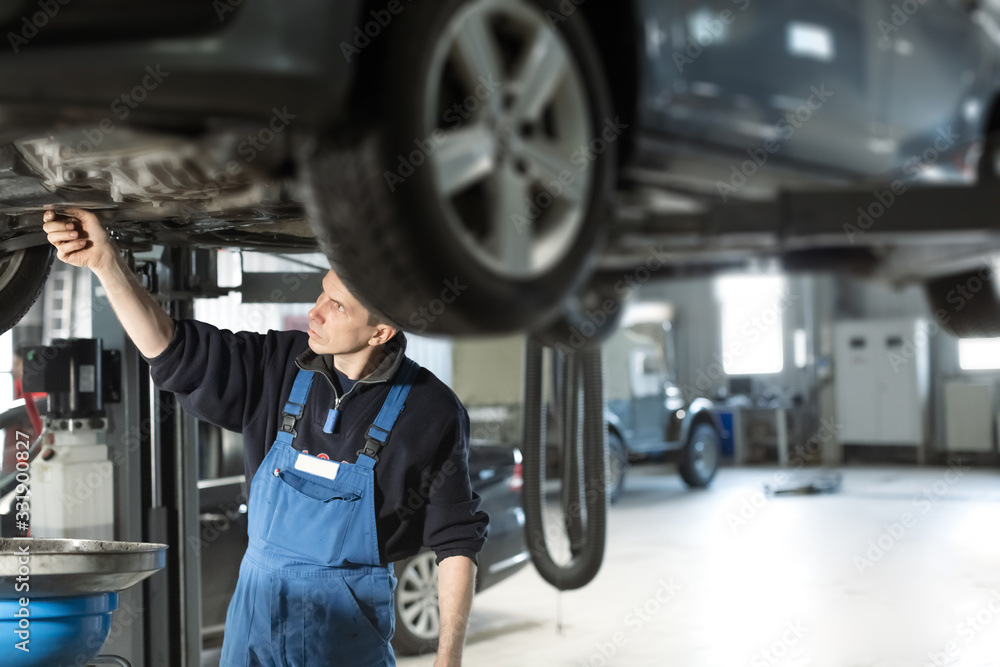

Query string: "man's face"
[306, 270, 379, 356]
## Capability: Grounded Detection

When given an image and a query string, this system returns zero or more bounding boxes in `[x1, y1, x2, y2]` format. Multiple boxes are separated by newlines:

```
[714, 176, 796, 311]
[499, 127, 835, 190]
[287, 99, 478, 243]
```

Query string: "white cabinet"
[834, 319, 929, 446]
[944, 381, 994, 452]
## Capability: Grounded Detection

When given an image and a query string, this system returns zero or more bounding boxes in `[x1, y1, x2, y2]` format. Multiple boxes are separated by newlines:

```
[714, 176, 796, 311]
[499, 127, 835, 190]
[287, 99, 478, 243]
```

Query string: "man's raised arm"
[43, 208, 174, 359]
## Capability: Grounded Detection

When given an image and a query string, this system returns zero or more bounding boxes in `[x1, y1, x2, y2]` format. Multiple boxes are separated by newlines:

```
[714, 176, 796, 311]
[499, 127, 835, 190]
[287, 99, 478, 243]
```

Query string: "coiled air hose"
[522, 337, 606, 590]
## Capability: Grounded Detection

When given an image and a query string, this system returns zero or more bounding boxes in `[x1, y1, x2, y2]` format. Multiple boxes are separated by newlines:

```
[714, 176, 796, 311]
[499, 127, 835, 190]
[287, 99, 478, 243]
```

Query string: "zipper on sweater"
[317, 369, 374, 434]
[294, 354, 397, 434]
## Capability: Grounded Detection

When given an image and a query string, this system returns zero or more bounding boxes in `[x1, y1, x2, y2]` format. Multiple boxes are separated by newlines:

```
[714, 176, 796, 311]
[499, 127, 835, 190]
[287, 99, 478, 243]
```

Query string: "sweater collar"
[294, 331, 408, 388]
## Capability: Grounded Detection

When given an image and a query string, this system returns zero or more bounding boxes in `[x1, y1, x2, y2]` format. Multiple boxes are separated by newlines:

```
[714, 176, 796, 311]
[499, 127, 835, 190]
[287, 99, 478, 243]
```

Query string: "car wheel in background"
[679, 421, 720, 489]
[924, 268, 1000, 338]
[392, 551, 441, 656]
[298, 0, 615, 335]
[0, 245, 55, 335]
[606, 430, 628, 504]
[978, 131, 1000, 183]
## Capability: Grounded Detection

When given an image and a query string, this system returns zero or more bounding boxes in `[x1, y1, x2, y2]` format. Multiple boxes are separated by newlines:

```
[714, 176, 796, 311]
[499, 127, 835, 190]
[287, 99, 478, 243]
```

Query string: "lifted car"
[3, 0, 1000, 339]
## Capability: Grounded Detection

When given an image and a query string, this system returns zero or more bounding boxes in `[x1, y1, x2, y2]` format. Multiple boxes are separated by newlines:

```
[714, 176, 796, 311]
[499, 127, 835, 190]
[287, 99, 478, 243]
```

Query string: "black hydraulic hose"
[561, 353, 584, 557]
[522, 338, 606, 591]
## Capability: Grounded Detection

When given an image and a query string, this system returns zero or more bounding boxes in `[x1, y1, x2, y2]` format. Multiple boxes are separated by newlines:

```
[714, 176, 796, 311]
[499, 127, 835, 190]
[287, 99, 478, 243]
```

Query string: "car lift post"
[86, 247, 216, 667]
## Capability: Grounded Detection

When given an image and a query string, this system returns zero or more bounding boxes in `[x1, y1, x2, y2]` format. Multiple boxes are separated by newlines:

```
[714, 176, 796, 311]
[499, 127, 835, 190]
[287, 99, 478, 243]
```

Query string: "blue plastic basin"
[0, 592, 118, 667]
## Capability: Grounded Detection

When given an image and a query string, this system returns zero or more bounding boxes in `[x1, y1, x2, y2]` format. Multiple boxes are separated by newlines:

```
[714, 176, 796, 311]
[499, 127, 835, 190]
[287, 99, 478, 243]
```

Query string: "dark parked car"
[2, 0, 1000, 339]
[195, 424, 527, 657]
[391, 439, 527, 655]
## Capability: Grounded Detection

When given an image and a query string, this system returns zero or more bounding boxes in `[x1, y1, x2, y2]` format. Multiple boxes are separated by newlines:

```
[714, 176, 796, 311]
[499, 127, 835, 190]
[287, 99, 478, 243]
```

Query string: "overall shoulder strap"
[276, 369, 315, 446]
[357, 358, 420, 464]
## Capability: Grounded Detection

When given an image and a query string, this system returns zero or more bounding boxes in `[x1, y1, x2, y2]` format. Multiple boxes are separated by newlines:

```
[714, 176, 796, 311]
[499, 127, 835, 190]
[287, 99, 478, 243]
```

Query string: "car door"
[663, 0, 890, 175]
[628, 346, 669, 448]
[881, 0, 991, 181]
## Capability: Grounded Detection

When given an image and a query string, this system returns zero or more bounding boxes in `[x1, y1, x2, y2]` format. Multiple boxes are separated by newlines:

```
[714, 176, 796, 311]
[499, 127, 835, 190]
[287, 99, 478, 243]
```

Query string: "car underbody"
[4, 123, 1000, 290]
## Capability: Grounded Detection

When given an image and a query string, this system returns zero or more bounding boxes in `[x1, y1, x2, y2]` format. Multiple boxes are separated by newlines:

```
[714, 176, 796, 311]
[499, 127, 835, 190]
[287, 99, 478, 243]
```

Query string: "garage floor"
[399, 464, 1000, 667]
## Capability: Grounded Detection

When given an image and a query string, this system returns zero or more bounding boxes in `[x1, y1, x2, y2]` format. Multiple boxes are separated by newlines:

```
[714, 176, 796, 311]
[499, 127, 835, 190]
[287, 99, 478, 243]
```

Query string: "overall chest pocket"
[259, 467, 365, 565]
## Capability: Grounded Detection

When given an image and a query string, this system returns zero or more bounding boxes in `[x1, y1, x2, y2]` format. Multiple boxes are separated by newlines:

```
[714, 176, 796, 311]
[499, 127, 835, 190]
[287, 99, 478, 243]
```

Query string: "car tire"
[297, 0, 615, 335]
[978, 131, 1000, 183]
[391, 551, 441, 656]
[606, 430, 628, 504]
[0, 245, 55, 335]
[679, 420, 720, 489]
[924, 269, 1000, 338]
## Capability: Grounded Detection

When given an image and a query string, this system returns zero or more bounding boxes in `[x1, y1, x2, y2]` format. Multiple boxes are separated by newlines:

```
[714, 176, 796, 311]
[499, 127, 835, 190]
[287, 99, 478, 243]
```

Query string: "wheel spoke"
[510, 27, 569, 123]
[433, 124, 498, 197]
[519, 139, 584, 204]
[415, 553, 434, 582]
[398, 588, 425, 605]
[401, 601, 424, 625]
[487, 164, 533, 272]
[423, 606, 441, 636]
[452, 11, 504, 116]
[402, 568, 423, 589]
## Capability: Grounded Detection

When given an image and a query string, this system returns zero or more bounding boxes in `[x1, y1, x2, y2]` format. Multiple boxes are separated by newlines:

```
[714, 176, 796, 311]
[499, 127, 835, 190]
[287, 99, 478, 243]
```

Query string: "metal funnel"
[0, 538, 167, 598]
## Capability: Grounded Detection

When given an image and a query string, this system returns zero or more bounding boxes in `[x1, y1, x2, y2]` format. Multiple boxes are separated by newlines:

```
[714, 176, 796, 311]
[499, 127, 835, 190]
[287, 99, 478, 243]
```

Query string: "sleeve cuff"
[434, 549, 480, 567]
[142, 318, 183, 367]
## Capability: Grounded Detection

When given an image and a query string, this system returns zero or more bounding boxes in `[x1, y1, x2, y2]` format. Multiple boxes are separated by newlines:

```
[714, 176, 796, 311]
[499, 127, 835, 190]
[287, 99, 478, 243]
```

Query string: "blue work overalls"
[220, 358, 420, 666]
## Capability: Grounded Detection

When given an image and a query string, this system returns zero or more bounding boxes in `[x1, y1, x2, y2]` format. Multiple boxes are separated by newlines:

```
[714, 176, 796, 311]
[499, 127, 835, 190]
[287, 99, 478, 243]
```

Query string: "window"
[715, 274, 786, 375]
[794, 328, 808, 369]
[958, 338, 1000, 371]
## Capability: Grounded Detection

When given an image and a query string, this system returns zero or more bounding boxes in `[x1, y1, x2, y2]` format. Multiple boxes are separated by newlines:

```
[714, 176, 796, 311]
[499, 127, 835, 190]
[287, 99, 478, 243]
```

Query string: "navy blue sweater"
[146, 319, 489, 566]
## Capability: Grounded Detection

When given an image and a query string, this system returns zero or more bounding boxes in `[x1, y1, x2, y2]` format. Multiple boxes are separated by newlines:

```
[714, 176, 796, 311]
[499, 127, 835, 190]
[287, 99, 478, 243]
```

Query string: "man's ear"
[370, 323, 398, 346]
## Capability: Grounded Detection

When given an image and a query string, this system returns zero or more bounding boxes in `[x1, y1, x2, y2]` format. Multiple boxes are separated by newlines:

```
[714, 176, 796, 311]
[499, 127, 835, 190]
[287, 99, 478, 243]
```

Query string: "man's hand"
[42, 208, 117, 272]
[41, 206, 175, 359]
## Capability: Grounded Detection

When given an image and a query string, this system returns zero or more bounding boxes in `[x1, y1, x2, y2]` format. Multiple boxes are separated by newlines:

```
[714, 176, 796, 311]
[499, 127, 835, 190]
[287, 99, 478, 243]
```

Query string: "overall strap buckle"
[280, 370, 316, 441]
[356, 359, 419, 464]
[280, 413, 298, 436]
[356, 436, 385, 463]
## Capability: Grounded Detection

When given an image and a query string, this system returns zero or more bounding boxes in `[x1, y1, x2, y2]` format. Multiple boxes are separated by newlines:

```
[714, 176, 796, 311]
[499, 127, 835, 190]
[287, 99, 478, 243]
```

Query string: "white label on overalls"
[294, 453, 340, 480]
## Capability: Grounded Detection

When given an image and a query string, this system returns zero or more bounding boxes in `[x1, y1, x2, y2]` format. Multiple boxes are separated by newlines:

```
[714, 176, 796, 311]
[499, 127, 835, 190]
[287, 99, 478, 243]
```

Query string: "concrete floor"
[399, 464, 1000, 667]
